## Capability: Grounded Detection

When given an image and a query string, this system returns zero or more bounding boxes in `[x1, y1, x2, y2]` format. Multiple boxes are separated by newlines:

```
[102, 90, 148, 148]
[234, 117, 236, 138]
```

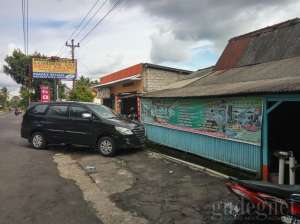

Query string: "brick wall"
[143, 67, 187, 92]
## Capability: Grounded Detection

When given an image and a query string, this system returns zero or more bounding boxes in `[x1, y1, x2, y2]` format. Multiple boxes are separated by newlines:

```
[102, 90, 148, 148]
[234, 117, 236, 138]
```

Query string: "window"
[31, 104, 48, 114]
[69, 106, 90, 119]
[87, 104, 118, 119]
[47, 105, 68, 118]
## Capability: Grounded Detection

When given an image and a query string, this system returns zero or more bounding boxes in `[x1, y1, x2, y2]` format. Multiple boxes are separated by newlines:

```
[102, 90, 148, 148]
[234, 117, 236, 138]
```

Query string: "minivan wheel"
[31, 132, 46, 150]
[97, 137, 116, 156]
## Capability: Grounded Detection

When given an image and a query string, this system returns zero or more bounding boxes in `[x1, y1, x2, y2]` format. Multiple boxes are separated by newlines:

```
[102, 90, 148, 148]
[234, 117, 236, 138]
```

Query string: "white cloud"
[0, 74, 20, 96]
[0, 43, 21, 96]
[150, 31, 190, 63]
[123, 0, 300, 52]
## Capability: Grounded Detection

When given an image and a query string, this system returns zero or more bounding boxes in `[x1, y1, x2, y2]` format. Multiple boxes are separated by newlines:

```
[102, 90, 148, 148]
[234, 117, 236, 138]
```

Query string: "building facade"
[141, 18, 300, 181]
[94, 63, 192, 119]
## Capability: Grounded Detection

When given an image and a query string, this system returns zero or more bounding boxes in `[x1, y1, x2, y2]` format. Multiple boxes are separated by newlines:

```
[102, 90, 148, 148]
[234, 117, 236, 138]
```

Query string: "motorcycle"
[225, 176, 300, 223]
[14, 108, 21, 116]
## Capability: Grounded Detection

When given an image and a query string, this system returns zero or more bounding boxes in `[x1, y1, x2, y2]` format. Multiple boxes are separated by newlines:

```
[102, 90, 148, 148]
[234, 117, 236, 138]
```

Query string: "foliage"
[9, 96, 21, 108]
[90, 79, 99, 86]
[0, 87, 9, 109]
[69, 76, 94, 102]
[3, 50, 31, 86]
[19, 86, 31, 109]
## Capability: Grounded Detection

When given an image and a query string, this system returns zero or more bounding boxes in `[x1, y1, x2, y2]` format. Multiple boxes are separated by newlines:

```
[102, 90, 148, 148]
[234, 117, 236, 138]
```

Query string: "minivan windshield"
[87, 104, 118, 119]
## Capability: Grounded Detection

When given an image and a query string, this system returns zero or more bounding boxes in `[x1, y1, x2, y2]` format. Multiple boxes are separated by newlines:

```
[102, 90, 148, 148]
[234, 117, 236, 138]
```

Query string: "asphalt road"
[0, 112, 102, 224]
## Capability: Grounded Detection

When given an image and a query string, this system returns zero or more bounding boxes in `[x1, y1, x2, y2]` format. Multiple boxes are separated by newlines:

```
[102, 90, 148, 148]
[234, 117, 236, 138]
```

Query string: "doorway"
[103, 95, 115, 109]
[268, 101, 300, 183]
[120, 95, 137, 119]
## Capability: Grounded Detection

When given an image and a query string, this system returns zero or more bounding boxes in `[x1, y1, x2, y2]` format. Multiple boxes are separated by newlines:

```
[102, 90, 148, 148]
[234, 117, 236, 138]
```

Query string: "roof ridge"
[230, 18, 300, 41]
[142, 63, 193, 74]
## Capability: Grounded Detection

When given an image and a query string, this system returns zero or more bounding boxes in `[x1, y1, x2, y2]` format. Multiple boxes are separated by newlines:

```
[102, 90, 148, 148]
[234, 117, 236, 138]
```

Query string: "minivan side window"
[69, 106, 90, 119]
[47, 105, 68, 118]
[31, 104, 48, 115]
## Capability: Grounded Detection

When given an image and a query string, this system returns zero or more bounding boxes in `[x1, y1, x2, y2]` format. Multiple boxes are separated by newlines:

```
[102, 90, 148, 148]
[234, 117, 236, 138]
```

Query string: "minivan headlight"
[115, 126, 133, 135]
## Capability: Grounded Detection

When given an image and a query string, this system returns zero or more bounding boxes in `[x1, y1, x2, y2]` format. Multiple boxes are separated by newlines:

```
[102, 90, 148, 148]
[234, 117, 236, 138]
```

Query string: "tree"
[0, 87, 9, 109]
[69, 76, 94, 102]
[9, 96, 21, 108]
[90, 79, 99, 86]
[3, 50, 31, 86]
[19, 86, 31, 109]
[3, 49, 66, 107]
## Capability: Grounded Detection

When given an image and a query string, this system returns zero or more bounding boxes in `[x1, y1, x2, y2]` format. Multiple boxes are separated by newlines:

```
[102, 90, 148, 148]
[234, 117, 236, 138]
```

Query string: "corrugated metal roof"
[215, 18, 300, 71]
[237, 21, 300, 67]
[215, 37, 251, 70]
[143, 56, 300, 98]
[232, 18, 300, 41]
[181, 66, 214, 80]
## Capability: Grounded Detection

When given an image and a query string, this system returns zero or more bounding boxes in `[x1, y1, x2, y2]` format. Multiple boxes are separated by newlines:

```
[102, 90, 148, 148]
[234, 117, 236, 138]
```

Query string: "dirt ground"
[54, 147, 236, 224]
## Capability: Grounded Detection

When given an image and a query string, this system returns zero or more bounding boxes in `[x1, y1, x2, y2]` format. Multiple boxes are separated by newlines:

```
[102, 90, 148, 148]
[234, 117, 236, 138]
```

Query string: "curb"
[149, 151, 229, 179]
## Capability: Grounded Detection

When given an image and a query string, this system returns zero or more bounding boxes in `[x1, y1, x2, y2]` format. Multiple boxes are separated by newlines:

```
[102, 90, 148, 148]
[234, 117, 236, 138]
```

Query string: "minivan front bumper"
[114, 134, 145, 149]
[113, 128, 145, 149]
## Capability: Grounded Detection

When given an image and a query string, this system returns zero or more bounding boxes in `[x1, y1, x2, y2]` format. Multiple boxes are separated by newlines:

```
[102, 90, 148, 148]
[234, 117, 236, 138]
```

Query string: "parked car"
[21, 102, 145, 156]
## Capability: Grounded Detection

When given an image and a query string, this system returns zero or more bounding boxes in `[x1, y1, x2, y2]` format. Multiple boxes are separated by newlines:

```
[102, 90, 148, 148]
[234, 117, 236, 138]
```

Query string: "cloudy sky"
[0, 0, 299, 96]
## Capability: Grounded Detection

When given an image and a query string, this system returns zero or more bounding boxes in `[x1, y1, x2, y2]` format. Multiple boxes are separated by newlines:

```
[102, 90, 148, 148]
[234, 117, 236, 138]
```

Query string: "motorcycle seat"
[237, 179, 300, 198]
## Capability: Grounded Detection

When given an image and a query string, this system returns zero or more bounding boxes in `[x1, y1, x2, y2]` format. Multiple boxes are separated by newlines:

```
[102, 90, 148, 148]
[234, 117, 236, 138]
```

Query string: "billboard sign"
[32, 58, 76, 80]
[40, 85, 50, 103]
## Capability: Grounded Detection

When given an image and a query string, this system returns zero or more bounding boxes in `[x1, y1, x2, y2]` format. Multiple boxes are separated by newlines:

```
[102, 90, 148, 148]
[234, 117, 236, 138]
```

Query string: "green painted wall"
[142, 97, 263, 145]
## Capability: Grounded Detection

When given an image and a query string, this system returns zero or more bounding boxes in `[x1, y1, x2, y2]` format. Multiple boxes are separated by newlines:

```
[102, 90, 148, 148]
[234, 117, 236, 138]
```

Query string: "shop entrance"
[268, 101, 300, 184]
[103, 95, 115, 109]
[120, 94, 138, 119]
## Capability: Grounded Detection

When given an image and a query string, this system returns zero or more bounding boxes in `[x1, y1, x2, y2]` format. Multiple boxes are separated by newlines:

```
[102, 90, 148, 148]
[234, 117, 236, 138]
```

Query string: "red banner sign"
[40, 85, 50, 103]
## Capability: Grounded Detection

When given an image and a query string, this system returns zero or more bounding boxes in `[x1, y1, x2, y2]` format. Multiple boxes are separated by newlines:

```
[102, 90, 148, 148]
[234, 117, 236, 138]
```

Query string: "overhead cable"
[79, 0, 123, 43]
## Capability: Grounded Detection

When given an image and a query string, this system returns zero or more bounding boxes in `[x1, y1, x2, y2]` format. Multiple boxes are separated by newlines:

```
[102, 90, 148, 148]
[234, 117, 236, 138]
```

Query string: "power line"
[56, 0, 101, 56]
[73, 0, 109, 40]
[21, 0, 29, 55]
[26, 0, 29, 55]
[77, 0, 124, 58]
[21, 0, 26, 54]
[79, 0, 123, 44]
[67, 0, 101, 42]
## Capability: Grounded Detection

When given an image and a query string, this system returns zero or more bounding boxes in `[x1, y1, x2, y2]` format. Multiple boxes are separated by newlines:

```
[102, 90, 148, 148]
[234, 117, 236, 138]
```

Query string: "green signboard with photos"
[141, 97, 263, 145]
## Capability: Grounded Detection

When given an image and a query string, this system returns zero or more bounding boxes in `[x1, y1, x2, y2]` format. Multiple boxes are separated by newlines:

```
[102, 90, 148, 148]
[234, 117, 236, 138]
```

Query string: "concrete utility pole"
[65, 39, 80, 89]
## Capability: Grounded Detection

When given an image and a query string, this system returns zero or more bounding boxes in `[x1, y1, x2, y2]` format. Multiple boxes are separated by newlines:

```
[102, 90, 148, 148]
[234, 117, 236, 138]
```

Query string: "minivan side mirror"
[82, 113, 92, 119]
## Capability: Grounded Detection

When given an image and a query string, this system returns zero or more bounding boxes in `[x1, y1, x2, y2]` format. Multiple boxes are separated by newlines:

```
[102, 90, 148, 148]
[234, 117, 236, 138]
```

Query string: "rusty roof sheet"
[215, 18, 300, 71]
[215, 37, 251, 70]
